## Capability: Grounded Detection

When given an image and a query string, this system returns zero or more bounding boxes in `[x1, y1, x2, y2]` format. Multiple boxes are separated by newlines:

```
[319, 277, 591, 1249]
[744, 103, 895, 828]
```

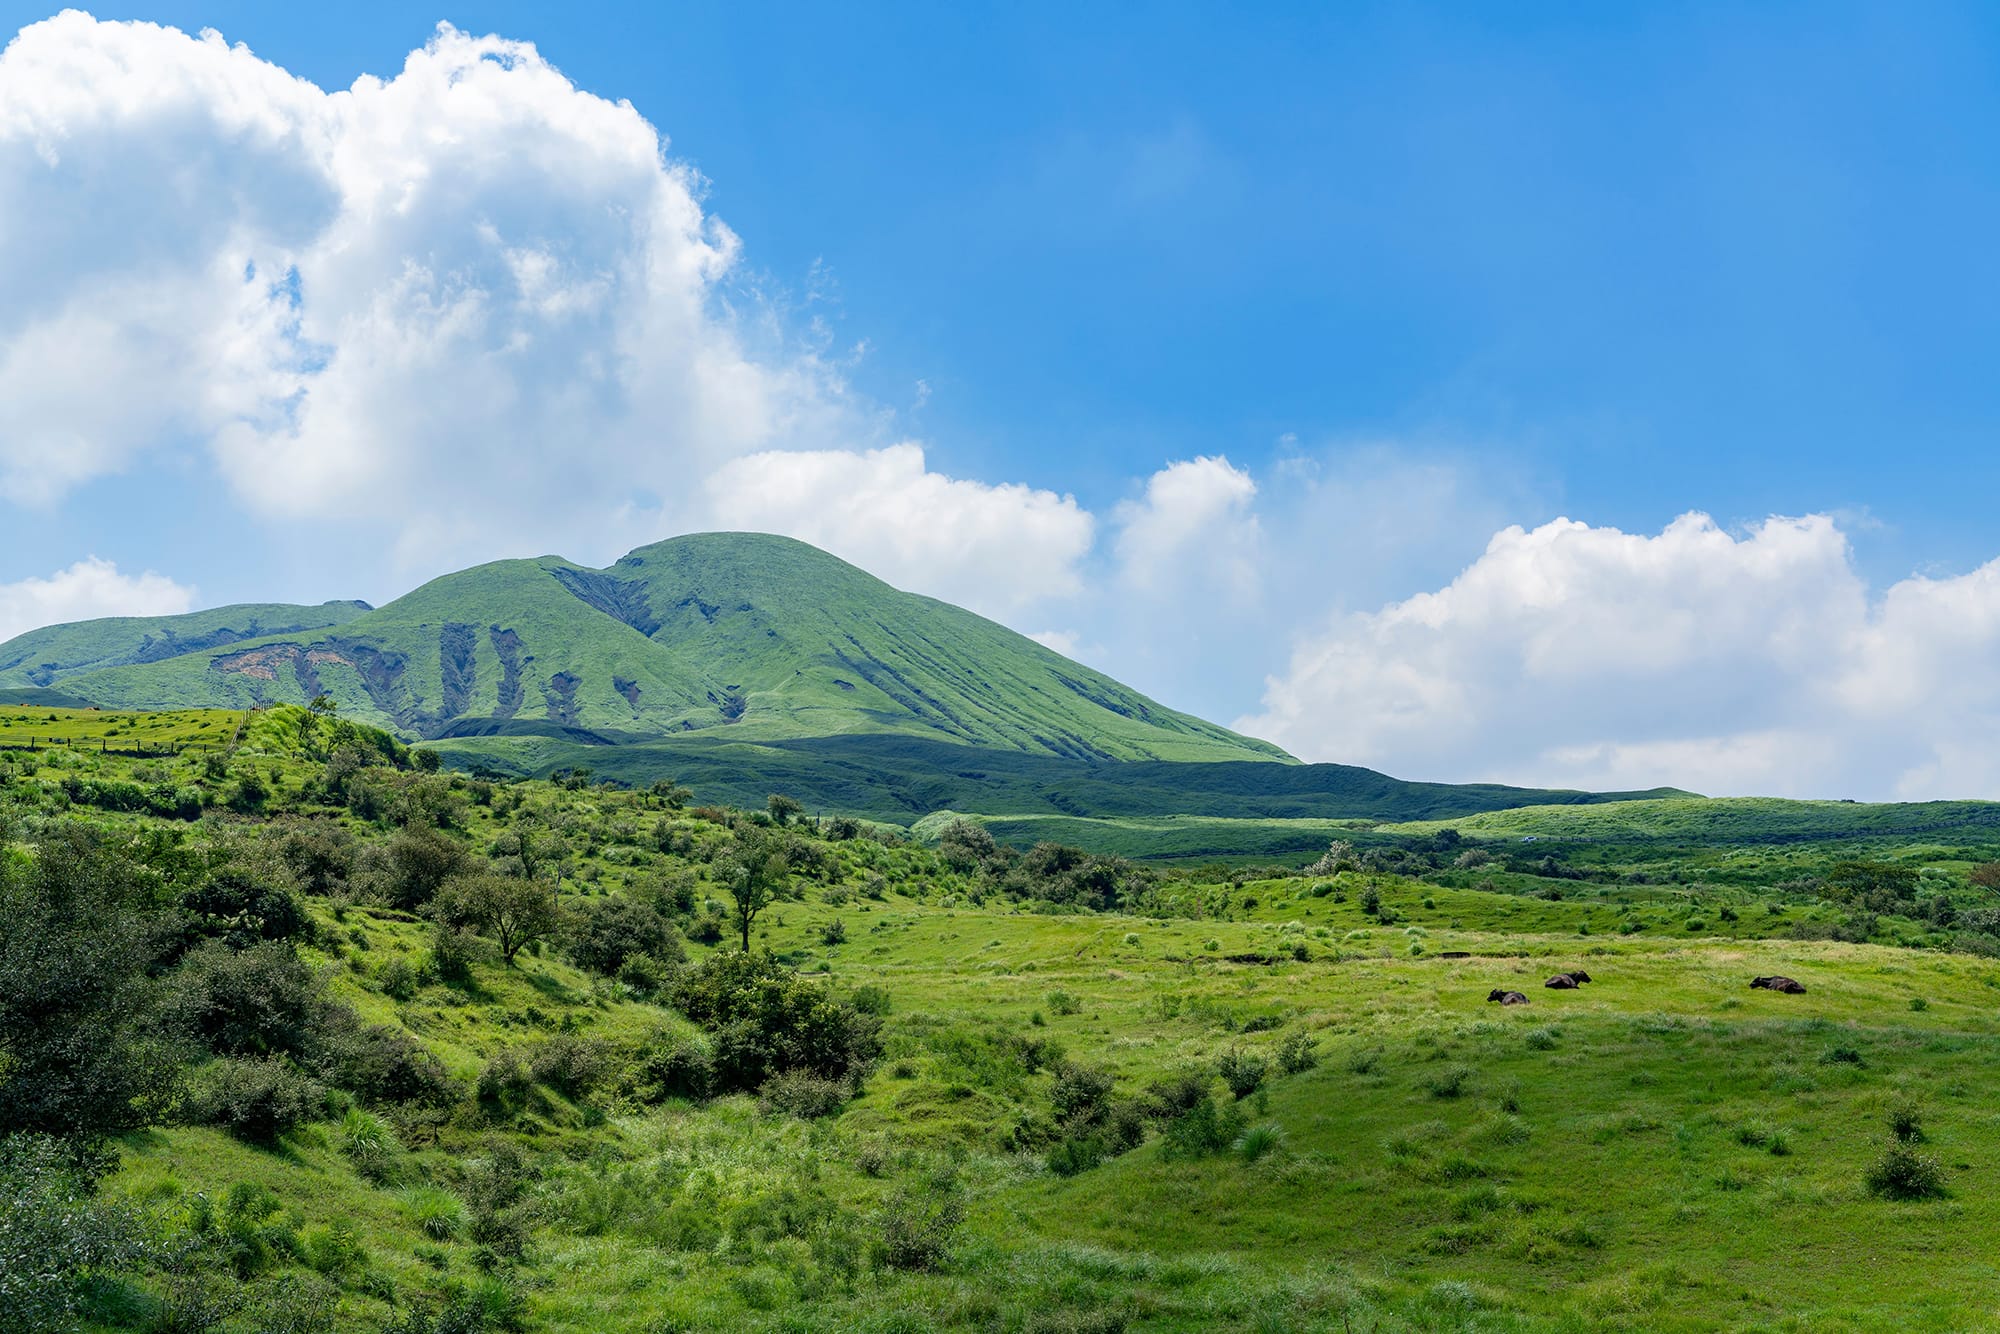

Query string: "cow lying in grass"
[1487, 989, 1530, 1005]
[1750, 975, 1806, 994]
[1545, 970, 1592, 989]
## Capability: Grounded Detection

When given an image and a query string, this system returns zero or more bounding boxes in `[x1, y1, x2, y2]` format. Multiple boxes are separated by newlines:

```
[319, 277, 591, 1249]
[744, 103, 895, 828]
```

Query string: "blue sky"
[3, 3, 2000, 797]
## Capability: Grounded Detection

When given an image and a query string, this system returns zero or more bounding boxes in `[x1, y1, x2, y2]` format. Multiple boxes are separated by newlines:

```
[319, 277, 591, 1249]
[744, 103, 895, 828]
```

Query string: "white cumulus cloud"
[1113, 454, 1261, 598]
[0, 558, 196, 643]
[704, 443, 1094, 616]
[0, 13, 850, 575]
[1238, 511, 2000, 800]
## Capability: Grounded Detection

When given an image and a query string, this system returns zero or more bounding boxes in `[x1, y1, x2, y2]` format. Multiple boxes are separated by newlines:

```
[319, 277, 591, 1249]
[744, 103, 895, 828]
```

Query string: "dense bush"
[0, 827, 182, 1136]
[0, 1134, 139, 1334]
[758, 1070, 852, 1119]
[382, 826, 470, 911]
[672, 951, 881, 1094]
[1277, 1030, 1320, 1074]
[165, 940, 332, 1059]
[181, 867, 310, 947]
[627, 1031, 714, 1104]
[322, 1021, 456, 1108]
[1160, 1094, 1245, 1160]
[564, 895, 685, 977]
[1216, 1049, 1268, 1100]
[529, 1035, 612, 1099]
[188, 1056, 327, 1143]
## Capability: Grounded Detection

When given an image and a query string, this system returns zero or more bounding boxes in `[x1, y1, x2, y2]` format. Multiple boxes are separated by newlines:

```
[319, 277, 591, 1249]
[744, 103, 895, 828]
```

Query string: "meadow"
[6, 707, 2000, 1331]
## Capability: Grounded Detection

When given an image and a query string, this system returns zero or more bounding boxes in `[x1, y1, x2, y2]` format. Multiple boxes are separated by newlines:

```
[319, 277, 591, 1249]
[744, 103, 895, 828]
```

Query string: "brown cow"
[1750, 975, 1806, 994]
[1487, 989, 1530, 1005]
[1544, 974, 1579, 989]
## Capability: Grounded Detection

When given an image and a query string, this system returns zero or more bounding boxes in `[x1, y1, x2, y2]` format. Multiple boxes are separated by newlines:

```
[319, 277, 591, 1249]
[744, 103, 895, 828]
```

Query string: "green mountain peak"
[10, 533, 1290, 765]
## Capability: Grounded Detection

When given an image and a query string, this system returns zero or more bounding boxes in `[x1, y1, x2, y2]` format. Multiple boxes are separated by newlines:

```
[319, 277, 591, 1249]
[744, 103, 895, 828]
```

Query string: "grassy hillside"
[1384, 795, 2000, 845]
[54, 533, 1286, 766]
[0, 599, 370, 688]
[9, 719, 2000, 1331]
[430, 731, 1687, 832]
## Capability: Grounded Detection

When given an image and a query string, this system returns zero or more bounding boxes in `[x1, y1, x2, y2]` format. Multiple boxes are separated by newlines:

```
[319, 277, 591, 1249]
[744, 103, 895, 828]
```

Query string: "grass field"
[5, 705, 1998, 1331]
[0, 704, 246, 751]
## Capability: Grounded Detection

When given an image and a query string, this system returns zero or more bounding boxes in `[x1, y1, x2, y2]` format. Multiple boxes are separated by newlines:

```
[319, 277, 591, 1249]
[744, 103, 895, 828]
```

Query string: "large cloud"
[0, 13, 851, 575]
[0, 558, 195, 643]
[1239, 512, 2000, 800]
[704, 443, 1093, 616]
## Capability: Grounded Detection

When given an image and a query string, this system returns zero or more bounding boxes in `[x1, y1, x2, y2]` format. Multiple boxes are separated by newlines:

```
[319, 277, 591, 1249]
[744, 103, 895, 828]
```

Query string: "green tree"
[716, 831, 791, 952]
[436, 874, 561, 965]
[767, 793, 804, 826]
[383, 825, 469, 911]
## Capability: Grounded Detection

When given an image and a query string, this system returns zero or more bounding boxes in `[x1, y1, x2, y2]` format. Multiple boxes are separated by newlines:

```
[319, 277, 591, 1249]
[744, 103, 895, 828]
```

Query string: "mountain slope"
[43, 534, 1289, 764]
[0, 599, 372, 689]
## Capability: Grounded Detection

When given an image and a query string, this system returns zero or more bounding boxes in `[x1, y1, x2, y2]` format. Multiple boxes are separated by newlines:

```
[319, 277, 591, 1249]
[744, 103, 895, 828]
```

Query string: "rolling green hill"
[430, 730, 1688, 832]
[28, 533, 1286, 765]
[0, 598, 371, 688]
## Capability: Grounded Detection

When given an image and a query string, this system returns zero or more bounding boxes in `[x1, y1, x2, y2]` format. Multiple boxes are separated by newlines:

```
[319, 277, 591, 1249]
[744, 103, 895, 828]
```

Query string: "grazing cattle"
[1487, 989, 1530, 1005]
[1750, 975, 1806, 994]
[1544, 974, 1579, 989]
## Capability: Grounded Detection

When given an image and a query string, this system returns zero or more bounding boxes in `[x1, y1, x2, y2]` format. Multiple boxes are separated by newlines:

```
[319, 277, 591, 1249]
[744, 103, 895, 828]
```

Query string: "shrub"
[1046, 990, 1082, 1016]
[1866, 1144, 1945, 1200]
[628, 1030, 713, 1104]
[673, 950, 882, 1092]
[872, 1174, 966, 1271]
[1276, 1030, 1320, 1075]
[1889, 1099, 1926, 1143]
[759, 1070, 852, 1119]
[849, 984, 892, 1016]
[821, 918, 849, 946]
[181, 868, 311, 947]
[1909, 997, 1929, 1012]
[1216, 1049, 1268, 1100]
[378, 958, 420, 1002]
[565, 896, 685, 977]
[1046, 1136, 1105, 1176]
[1819, 1046, 1865, 1067]
[686, 911, 726, 946]
[324, 1021, 456, 1108]
[1234, 1123, 1285, 1162]
[0, 1135, 139, 1334]
[1161, 1095, 1244, 1160]
[616, 953, 674, 998]
[165, 940, 333, 1059]
[189, 1057, 327, 1143]
[1145, 1067, 1215, 1122]
[476, 1053, 533, 1116]
[383, 826, 469, 911]
[529, 1035, 612, 1099]
[1050, 1059, 1114, 1129]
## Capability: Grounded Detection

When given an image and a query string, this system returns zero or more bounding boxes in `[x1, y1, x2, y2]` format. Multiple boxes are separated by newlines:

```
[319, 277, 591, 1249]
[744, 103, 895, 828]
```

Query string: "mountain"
[30, 533, 1288, 765]
[0, 600, 373, 689]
